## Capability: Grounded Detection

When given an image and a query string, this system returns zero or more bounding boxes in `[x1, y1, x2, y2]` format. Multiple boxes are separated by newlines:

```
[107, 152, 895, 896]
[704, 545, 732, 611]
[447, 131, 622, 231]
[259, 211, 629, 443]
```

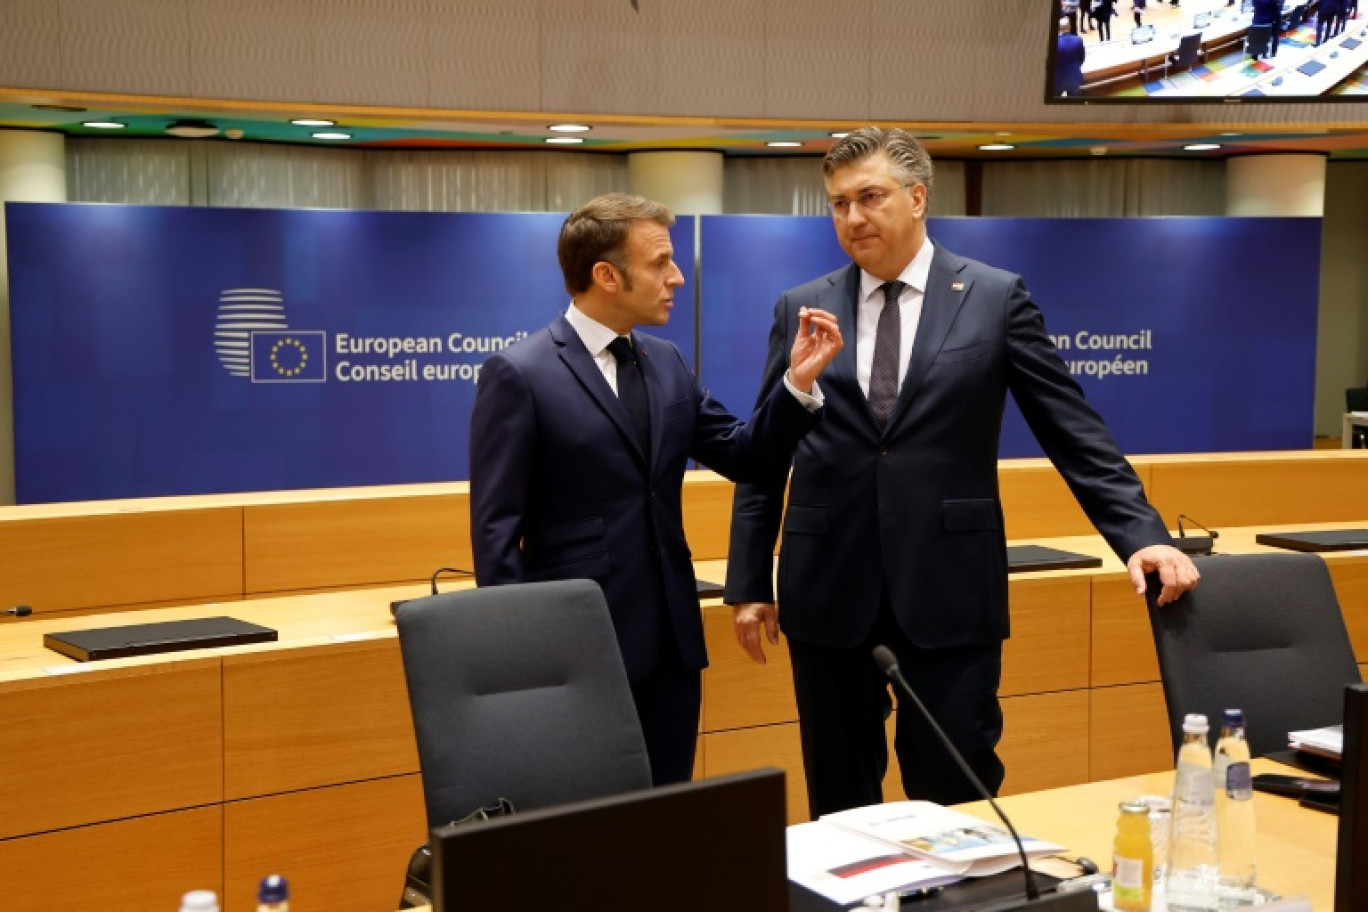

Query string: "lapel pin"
[951, 281, 965, 292]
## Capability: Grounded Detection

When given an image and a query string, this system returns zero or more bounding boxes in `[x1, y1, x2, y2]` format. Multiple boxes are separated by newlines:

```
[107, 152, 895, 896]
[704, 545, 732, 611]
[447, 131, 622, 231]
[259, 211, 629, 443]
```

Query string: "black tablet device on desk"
[44, 616, 278, 662]
[1254, 530, 1368, 553]
[1006, 545, 1103, 573]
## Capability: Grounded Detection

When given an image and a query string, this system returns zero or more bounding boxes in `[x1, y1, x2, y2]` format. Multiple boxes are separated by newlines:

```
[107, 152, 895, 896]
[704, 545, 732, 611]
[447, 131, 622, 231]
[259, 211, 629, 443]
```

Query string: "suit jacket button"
[878, 446, 890, 456]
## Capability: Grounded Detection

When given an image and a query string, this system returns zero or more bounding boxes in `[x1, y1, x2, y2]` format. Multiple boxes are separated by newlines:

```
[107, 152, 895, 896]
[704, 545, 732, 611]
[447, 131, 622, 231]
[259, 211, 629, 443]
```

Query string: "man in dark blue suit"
[725, 128, 1199, 816]
[470, 193, 843, 786]
[1055, 17, 1086, 97]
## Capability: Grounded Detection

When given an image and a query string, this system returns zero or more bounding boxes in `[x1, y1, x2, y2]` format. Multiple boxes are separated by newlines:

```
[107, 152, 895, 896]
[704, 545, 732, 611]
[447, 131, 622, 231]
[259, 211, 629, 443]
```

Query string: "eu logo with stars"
[251, 331, 328, 383]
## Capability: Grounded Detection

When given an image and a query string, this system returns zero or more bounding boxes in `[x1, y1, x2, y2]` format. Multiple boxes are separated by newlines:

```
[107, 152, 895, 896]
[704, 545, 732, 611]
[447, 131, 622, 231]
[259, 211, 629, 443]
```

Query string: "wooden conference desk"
[3, 520, 1366, 911]
[2, 449, 1367, 909]
[957, 758, 1337, 909]
[403, 758, 1336, 912]
[4, 449, 1367, 624]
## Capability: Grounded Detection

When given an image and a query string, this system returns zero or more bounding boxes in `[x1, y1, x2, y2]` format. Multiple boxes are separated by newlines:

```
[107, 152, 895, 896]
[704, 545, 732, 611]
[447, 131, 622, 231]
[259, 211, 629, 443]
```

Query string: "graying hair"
[823, 127, 934, 199]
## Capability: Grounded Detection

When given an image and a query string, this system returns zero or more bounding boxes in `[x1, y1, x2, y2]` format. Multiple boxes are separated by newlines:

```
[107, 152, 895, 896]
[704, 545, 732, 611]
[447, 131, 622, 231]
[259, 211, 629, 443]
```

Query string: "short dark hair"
[558, 193, 675, 295]
[823, 127, 934, 199]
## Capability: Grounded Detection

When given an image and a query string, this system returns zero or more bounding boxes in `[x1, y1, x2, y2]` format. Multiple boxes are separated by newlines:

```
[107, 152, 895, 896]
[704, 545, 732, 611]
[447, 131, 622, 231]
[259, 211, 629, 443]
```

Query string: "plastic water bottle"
[257, 874, 290, 912]
[1165, 713, 1218, 911]
[179, 891, 219, 912]
[1213, 709, 1258, 904]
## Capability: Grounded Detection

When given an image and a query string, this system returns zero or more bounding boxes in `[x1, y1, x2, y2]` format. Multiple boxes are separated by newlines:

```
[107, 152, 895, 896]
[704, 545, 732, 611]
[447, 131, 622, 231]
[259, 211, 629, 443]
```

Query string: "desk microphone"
[872, 645, 1098, 912]
[1173, 514, 1217, 556]
[5, 605, 33, 618]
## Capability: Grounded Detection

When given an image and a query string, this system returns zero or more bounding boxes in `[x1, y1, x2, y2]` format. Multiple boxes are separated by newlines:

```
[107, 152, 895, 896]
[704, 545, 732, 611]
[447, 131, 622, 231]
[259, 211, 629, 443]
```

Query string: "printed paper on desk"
[1288, 724, 1342, 760]
[787, 821, 962, 906]
[821, 801, 1063, 877]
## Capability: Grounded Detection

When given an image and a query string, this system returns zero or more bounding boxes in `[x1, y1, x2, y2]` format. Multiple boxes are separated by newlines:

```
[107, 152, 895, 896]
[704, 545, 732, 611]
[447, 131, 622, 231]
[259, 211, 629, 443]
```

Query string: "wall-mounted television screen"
[1046, 0, 1368, 101]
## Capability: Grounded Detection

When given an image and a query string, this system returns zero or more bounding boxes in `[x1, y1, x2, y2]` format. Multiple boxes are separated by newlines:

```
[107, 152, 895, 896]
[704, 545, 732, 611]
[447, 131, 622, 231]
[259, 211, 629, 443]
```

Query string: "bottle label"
[1225, 761, 1252, 799]
[1176, 763, 1214, 807]
[1113, 854, 1146, 898]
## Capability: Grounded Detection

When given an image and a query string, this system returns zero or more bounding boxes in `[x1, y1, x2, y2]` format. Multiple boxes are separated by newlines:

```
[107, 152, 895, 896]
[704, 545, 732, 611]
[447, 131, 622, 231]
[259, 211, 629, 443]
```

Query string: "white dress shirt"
[856, 238, 935, 397]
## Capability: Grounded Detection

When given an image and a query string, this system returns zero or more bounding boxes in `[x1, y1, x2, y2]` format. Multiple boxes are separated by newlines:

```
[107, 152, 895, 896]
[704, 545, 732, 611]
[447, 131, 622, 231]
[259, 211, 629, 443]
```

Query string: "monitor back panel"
[431, 768, 788, 912]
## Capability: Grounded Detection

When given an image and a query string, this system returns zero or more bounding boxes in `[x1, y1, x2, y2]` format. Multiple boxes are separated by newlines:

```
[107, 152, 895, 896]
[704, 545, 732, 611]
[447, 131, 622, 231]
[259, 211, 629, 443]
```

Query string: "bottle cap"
[1223, 708, 1245, 727]
[180, 891, 219, 912]
[258, 874, 289, 903]
[1119, 799, 1150, 815]
[1182, 713, 1209, 733]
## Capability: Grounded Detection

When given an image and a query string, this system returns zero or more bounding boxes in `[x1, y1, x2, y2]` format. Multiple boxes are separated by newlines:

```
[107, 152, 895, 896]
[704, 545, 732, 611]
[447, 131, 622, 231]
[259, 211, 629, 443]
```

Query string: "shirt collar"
[565, 302, 623, 358]
[859, 237, 935, 304]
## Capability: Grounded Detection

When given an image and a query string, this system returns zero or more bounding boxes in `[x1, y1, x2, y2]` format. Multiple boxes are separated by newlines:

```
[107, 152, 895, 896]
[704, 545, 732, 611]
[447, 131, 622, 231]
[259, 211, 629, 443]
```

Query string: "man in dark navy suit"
[1055, 16, 1087, 97]
[470, 193, 842, 786]
[725, 128, 1199, 816]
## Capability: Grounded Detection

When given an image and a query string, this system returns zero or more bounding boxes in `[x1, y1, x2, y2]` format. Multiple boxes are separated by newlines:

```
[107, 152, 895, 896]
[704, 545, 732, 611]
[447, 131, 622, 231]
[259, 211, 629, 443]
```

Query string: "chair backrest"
[1175, 32, 1203, 66]
[395, 579, 651, 828]
[1247, 23, 1272, 54]
[1146, 552, 1362, 758]
[1347, 386, 1368, 412]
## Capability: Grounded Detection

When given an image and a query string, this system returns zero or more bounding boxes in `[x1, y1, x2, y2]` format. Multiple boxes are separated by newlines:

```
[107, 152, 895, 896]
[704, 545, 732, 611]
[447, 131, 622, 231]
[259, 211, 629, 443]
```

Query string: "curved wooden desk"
[2, 449, 1367, 910]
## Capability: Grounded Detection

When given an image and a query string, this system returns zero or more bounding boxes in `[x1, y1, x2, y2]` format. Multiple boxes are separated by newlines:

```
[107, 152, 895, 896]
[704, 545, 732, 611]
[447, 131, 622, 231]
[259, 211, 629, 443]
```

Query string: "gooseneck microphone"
[873, 645, 1040, 900]
[873, 645, 1098, 911]
[5, 605, 33, 618]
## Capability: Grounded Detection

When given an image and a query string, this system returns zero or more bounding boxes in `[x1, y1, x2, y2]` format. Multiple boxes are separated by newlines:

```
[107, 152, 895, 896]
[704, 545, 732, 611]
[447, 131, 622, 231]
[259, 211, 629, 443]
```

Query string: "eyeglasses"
[827, 185, 908, 218]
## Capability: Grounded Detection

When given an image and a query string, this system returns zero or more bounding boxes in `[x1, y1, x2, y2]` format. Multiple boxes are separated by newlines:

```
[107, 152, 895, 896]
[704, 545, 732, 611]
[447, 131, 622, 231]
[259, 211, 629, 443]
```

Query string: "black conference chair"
[1166, 32, 1205, 78]
[1146, 552, 1362, 758]
[395, 579, 651, 829]
[1246, 23, 1273, 58]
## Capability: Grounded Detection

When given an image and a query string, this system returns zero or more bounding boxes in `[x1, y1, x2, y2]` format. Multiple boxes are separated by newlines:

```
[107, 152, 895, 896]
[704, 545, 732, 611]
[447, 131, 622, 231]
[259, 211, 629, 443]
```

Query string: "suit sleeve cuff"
[783, 370, 824, 411]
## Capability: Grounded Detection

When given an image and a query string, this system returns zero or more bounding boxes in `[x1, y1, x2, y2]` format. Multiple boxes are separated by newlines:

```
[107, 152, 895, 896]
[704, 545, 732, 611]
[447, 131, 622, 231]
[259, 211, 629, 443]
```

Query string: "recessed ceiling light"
[1184, 143, 1221, 151]
[545, 136, 584, 145]
[291, 118, 336, 127]
[829, 132, 850, 139]
[312, 131, 352, 141]
[1219, 132, 1244, 137]
[978, 144, 1015, 151]
[165, 119, 220, 138]
[82, 121, 126, 130]
[548, 124, 591, 133]
[766, 141, 802, 148]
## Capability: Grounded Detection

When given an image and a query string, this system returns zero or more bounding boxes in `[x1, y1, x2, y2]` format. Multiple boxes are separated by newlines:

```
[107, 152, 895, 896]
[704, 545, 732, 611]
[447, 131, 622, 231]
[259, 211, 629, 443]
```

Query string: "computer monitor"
[1336, 683, 1368, 911]
[430, 768, 789, 912]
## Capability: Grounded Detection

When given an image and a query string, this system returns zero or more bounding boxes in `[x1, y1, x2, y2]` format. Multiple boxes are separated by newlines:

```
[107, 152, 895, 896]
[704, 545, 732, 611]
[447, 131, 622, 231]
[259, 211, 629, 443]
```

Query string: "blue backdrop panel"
[6, 203, 696, 502]
[698, 216, 1320, 457]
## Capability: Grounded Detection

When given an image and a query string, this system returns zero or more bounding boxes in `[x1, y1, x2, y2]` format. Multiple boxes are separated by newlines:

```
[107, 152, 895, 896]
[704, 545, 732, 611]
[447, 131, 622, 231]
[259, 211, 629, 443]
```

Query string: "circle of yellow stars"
[269, 337, 308, 377]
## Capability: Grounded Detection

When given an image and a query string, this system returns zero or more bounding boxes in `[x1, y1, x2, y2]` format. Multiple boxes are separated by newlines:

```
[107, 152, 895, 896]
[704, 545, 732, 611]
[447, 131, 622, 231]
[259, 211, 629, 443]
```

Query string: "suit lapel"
[887, 247, 973, 431]
[549, 316, 648, 467]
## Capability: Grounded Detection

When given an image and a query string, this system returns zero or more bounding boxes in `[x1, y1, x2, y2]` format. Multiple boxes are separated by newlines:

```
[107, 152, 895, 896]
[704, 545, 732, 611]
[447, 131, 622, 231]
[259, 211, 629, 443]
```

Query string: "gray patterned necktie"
[869, 280, 906, 428]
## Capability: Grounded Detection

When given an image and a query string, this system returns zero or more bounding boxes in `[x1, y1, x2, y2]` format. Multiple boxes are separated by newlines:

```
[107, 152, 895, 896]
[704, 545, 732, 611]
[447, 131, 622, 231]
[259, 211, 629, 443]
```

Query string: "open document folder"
[787, 821, 964, 906]
[822, 801, 1063, 877]
[789, 801, 1064, 906]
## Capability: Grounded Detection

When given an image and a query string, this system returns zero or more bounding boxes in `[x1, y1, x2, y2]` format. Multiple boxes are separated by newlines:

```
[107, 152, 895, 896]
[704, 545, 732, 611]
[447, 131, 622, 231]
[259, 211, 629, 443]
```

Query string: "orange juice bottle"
[1113, 800, 1154, 911]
